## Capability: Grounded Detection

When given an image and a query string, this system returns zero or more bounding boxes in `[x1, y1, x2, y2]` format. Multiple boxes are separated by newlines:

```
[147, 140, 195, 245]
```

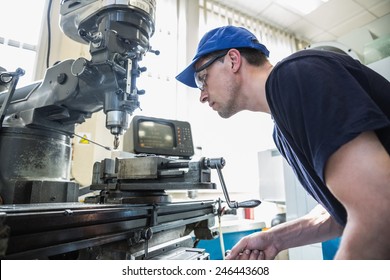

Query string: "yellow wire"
[218, 215, 225, 260]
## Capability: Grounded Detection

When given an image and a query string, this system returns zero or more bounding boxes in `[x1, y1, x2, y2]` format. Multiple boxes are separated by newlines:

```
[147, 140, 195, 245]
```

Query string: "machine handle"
[0, 68, 25, 128]
[203, 157, 225, 169]
[237, 200, 261, 208]
[205, 157, 261, 209]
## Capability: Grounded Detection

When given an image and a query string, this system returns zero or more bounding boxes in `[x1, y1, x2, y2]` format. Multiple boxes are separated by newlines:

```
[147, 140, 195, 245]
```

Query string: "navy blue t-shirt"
[266, 49, 390, 226]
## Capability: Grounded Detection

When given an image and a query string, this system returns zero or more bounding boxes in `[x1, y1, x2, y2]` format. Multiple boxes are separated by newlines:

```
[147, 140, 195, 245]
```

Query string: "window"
[136, 0, 179, 120]
[198, 0, 306, 64]
[0, 0, 47, 87]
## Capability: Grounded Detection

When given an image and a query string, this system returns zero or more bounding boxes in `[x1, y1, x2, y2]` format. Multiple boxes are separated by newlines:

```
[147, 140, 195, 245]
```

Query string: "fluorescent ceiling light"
[277, 0, 328, 15]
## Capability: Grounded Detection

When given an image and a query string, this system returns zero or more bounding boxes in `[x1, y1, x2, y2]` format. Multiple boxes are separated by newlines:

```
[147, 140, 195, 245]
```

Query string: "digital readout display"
[138, 121, 174, 149]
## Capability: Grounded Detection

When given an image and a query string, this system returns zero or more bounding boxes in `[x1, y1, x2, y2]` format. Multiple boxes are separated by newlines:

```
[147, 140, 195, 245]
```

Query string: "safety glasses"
[194, 51, 228, 90]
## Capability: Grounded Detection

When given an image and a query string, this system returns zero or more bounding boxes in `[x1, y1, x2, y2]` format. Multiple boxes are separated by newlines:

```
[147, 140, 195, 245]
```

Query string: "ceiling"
[214, 0, 390, 44]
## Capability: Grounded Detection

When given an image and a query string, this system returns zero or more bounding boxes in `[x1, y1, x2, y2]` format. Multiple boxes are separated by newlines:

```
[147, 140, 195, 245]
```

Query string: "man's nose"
[200, 90, 208, 103]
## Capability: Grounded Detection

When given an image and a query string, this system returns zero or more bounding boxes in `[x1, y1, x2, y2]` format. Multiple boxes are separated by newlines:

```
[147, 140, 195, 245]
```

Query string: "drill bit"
[114, 135, 120, 150]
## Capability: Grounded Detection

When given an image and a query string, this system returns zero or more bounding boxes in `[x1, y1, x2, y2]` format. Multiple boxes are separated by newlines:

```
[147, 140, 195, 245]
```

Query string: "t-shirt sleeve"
[266, 54, 390, 182]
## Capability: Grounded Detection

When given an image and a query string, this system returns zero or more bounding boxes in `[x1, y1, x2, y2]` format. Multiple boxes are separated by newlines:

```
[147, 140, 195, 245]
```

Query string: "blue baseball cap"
[176, 25, 270, 88]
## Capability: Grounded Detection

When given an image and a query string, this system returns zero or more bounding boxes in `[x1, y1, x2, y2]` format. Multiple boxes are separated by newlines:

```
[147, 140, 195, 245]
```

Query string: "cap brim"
[175, 59, 198, 88]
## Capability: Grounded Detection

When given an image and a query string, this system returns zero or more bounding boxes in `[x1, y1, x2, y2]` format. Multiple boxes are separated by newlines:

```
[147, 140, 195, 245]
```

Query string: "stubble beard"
[217, 82, 240, 119]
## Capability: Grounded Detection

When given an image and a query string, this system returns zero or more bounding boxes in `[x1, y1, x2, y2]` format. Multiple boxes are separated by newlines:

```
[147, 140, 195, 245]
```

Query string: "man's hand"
[225, 231, 278, 260]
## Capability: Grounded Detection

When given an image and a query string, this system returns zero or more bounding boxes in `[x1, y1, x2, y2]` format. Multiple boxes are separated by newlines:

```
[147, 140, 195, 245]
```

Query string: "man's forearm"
[267, 205, 344, 252]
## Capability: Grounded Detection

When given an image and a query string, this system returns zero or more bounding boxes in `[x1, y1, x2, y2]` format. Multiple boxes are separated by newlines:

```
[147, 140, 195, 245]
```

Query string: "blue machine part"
[198, 229, 261, 260]
[322, 237, 341, 260]
[197, 220, 265, 260]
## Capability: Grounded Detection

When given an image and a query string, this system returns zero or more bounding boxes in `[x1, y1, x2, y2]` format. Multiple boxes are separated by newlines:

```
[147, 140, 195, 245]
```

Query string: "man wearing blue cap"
[176, 25, 390, 260]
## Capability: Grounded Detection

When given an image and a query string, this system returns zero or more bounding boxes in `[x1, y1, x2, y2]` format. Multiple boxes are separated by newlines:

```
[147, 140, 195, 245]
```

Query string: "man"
[176, 26, 390, 259]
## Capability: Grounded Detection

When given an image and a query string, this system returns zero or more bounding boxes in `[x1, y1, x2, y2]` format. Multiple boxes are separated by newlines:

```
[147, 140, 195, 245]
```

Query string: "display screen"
[138, 121, 175, 149]
[123, 116, 194, 158]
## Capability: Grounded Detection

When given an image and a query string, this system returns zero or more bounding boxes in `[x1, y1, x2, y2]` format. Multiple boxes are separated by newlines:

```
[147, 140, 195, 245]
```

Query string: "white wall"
[187, 94, 276, 196]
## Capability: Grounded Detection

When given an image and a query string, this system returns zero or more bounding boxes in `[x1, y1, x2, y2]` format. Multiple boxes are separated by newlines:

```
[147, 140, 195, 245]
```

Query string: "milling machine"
[0, 0, 260, 260]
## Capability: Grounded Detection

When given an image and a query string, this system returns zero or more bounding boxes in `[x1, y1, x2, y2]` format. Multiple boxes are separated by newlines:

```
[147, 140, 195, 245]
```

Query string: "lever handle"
[0, 68, 24, 128]
[237, 200, 261, 208]
[203, 157, 225, 169]
[205, 157, 261, 209]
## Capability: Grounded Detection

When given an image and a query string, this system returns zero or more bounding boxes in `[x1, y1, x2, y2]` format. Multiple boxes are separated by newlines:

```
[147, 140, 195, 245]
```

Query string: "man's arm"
[266, 204, 344, 253]
[325, 131, 390, 259]
[226, 205, 344, 260]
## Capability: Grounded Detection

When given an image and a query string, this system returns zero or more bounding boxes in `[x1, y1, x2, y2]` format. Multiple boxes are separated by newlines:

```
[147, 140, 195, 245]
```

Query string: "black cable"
[46, 0, 53, 68]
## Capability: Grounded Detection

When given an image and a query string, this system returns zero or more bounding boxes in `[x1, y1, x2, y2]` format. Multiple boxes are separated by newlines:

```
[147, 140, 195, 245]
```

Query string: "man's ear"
[227, 49, 241, 72]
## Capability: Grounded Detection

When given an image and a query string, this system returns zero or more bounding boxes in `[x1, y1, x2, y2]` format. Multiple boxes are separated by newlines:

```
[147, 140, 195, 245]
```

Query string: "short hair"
[237, 48, 268, 66]
[203, 48, 268, 67]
